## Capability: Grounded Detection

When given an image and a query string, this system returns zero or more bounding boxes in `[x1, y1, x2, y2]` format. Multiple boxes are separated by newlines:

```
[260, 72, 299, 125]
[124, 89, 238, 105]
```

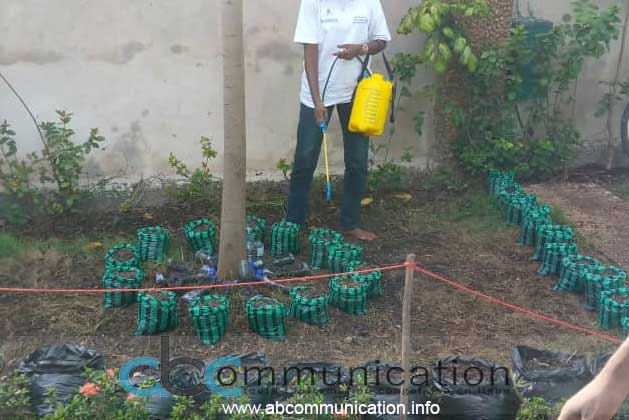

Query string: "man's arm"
[303, 44, 327, 125]
[559, 338, 629, 420]
[335, 40, 387, 60]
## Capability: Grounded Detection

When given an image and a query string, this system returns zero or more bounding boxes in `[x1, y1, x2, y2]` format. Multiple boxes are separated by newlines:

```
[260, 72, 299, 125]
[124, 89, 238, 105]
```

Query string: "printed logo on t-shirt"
[321, 7, 338, 23]
[353, 16, 369, 24]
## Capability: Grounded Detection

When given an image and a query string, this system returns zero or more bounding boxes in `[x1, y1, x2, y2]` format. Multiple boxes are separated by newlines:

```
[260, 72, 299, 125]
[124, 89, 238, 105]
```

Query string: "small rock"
[344, 336, 353, 344]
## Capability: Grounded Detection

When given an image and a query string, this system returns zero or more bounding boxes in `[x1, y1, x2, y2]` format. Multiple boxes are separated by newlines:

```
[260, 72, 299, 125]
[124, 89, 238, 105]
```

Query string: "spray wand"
[320, 120, 332, 202]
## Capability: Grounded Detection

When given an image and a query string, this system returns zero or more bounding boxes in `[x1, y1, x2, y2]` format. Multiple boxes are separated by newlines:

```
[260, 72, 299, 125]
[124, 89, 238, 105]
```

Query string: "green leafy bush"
[516, 397, 563, 420]
[45, 369, 149, 420]
[0, 120, 41, 225]
[0, 112, 105, 224]
[0, 233, 23, 258]
[398, 0, 489, 73]
[276, 158, 292, 180]
[39, 111, 105, 213]
[168, 136, 220, 204]
[398, 0, 621, 179]
[452, 0, 621, 178]
[0, 373, 32, 419]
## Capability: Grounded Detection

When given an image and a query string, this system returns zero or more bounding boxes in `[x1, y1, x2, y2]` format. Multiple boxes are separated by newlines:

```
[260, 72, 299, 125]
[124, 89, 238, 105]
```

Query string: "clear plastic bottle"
[246, 227, 265, 262]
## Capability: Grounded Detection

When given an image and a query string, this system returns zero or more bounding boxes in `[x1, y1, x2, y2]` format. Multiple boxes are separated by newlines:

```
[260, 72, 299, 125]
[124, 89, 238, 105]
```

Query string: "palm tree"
[217, 0, 247, 279]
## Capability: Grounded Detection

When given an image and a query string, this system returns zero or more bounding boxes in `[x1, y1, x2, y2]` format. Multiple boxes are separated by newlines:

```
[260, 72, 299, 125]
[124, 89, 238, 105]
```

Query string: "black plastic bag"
[193, 352, 275, 406]
[126, 365, 174, 419]
[512, 346, 591, 403]
[431, 356, 520, 420]
[278, 362, 349, 404]
[239, 352, 276, 405]
[144, 395, 175, 419]
[18, 344, 104, 417]
[363, 360, 430, 420]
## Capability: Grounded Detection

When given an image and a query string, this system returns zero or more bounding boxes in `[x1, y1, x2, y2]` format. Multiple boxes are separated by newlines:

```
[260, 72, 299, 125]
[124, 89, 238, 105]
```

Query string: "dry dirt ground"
[528, 181, 629, 269]
[0, 177, 623, 376]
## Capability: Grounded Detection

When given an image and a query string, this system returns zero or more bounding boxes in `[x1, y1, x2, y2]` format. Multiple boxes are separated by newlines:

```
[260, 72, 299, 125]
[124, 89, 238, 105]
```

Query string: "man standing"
[286, 0, 391, 241]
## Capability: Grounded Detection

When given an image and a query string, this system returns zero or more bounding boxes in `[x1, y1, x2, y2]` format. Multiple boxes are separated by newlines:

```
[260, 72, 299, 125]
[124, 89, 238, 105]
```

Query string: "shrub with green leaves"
[451, 0, 621, 178]
[168, 136, 219, 204]
[0, 121, 40, 225]
[398, 0, 489, 73]
[0, 111, 104, 224]
[516, 397, 563, 420]
[39, 111, 105, 213]
[43, 368, 149, 420]
[0, 373, 32, 419]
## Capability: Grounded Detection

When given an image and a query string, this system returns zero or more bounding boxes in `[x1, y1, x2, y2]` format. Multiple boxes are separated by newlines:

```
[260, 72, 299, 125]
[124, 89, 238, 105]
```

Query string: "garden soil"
[0, 175, 620, 377]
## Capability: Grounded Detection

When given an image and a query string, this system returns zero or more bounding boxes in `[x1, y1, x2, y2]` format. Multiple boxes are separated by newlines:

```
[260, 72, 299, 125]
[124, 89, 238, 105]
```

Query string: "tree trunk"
[217, 0, 247, 279]
[433, 0, 514, 164]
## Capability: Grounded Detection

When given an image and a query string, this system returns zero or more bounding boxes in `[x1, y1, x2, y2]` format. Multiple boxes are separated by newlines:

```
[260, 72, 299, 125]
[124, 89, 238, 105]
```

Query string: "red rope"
[0, 258, 622, 345]
[414, 263, 624, 345]
[0, 264, 407, 294]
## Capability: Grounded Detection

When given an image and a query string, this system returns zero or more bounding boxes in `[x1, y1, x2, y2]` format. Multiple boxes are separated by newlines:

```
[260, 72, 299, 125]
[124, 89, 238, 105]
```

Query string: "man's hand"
[334, 44, 363, 60]
[314, 101, 328, 126]
[558, 377, 624, 420]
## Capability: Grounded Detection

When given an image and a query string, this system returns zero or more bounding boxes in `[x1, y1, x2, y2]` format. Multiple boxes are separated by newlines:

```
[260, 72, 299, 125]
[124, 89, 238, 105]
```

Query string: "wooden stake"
[400, 254, 416, 420]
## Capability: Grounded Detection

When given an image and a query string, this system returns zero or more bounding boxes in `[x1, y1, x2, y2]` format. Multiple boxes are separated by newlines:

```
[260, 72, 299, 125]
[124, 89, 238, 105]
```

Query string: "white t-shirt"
[294, 0, 392, 108]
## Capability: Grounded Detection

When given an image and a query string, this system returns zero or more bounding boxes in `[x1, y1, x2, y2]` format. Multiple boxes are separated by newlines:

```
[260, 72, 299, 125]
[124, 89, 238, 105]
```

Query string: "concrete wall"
[0, 0, 627, 181]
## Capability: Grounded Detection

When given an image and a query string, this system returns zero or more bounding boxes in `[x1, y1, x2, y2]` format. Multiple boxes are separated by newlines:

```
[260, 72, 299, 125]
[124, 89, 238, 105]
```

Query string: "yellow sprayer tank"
[349, 73, 393, 137]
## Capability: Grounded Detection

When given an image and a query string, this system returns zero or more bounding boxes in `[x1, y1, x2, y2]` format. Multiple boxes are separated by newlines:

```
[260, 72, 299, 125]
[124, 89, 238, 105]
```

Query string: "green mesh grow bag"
[246, 296, 287, 341]
[289, 286, 330, 325]
[496, 183, 524, 210]
[329, 275, 369, 315]
[532, 225, 574, 261]
[343, 259, 363, 273]
[308, 228, 344, 270]
[328, 243, 364, 273]
[271, 222, 302, 257]
[599, 288, 629, 330]
[518, 205, 553, 246]
[102, 266, 144, 308]
[584, 266, 627, 311]
[623, 317, 629, 337]
[137, 226, 171, 263]
[189, 295, 229, 345]
[105, 244, 140, 270]
[538, 243, 577, 277]
[183, 219, 217, 254]
[488, 171, 515, 196]
[344, 262, 384, 297]
[554, 255, 601, 293]
[353, 269, 384, 298]
[135, 291, 178, 335]
[505, 194, 537, 226]
[247, 216, 267, 243]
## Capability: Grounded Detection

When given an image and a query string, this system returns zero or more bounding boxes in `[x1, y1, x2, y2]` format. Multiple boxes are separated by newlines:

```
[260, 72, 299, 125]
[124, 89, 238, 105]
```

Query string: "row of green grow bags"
[491, 171, 629, 335]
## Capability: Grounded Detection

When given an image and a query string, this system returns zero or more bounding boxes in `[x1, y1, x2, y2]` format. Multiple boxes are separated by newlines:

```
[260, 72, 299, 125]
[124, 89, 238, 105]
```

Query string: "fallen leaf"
[393, 193, 412, 201]
[143, 212, 155, 220]
[361, 197, 374, 207]
[85, 242, 103, 250]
